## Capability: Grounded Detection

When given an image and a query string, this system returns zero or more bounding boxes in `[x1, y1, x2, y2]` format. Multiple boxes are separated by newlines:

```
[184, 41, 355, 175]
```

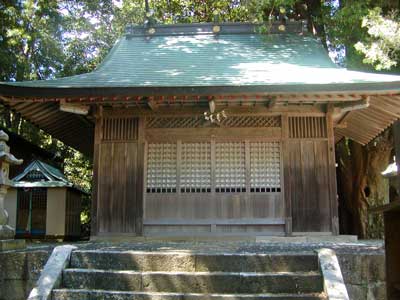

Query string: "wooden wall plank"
[145, 193, 282, 220]
[303, 141, 318, 231]
[315, 141, 331, 231]
[97, 142, 113, 233]
[287, 140, 303, 232]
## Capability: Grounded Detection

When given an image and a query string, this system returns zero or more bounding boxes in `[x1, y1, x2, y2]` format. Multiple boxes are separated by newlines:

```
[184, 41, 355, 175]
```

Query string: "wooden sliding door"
[143, 115, 284, 235]
[93, 114, 144, 236]
[283, 115, 337, 234]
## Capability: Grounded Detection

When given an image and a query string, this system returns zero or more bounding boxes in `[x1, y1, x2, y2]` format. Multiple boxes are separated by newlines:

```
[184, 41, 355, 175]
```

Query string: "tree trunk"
[336, 131, 392, 238]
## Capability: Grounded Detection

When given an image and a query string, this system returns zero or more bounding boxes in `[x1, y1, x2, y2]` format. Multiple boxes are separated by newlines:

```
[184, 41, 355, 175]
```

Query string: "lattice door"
[16, 188, 47, 236]
[31, 188, 47, 235]
[215, 142, 246, 193]
[181, 142, 211, 193]
[147, 143, 177, 193]
[250, 142, 281, 193]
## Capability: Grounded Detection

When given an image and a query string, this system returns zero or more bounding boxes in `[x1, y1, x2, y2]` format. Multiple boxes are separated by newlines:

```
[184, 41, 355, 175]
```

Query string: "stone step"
[62, 269, 323, 294]
[52, 289, 327, 300]
[70, 251, 318, 272]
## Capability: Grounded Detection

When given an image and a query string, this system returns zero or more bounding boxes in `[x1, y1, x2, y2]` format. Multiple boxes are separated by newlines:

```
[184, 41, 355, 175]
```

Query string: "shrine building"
[1, 22, 400, 238]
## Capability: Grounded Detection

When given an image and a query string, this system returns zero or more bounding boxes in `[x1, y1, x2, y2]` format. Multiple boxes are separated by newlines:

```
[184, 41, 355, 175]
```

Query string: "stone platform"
[0, 240, 386, 300]
[0, 239, 25, 251]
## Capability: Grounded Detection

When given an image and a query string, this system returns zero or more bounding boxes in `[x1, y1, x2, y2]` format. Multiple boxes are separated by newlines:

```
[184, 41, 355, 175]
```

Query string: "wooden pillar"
[90, 105, 102, 237]
[281, 114, 292, 236]
[327, 107, 339, 235]
[393, 120, 400, 202]
[135, 117, 145, 235]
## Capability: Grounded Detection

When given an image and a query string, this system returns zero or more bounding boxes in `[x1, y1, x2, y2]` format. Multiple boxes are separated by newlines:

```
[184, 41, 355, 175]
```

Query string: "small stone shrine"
[0, 129, 25, 251]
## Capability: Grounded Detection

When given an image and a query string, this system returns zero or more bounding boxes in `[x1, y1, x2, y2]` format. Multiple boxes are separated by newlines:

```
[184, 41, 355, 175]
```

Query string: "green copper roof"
[2, 26, 400, 93]
[12, 160, 87, 193]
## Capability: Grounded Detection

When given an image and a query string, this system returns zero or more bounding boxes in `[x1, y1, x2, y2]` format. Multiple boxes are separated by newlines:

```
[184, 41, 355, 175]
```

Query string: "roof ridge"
[124, 21, 307, 38]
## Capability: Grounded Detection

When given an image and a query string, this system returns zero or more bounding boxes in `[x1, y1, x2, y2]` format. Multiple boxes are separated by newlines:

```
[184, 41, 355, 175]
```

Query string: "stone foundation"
[338, 253, 386, 300]
[0, 242, 387, 300]
[0, 250, 51, 300]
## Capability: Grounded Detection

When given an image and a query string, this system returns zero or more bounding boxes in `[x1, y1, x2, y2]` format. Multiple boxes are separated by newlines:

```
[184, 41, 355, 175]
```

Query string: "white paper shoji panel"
[250, 142, 281, 192]
[147, 143, 177, 192]
[215, 142, 246, 193]
[181, 142, 211, 192]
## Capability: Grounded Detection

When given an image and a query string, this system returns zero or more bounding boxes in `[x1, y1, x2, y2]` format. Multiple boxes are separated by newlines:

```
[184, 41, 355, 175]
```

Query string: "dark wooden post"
[393, 120, 400, 201]
[371, 201, 400, 300]
[384, 206, 400, 299]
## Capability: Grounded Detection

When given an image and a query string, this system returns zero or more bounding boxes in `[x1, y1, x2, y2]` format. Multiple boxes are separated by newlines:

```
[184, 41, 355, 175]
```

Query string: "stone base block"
[256, 235, 358, 243]
[0, 239, 26, 251]
[0, 225, 15, 239]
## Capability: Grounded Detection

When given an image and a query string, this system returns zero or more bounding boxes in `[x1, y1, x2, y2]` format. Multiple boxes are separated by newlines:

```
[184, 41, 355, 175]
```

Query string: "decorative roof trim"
[125, 21, 307, 37]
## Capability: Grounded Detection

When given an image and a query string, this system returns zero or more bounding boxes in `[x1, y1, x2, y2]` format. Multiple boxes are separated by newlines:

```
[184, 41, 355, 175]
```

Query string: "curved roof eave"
[1, 82, 400, 99]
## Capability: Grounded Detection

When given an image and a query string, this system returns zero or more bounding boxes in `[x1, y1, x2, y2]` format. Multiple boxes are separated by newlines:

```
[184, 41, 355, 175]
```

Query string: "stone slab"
[62, 269, 322, 294]
[52, 289, 327, 300]
[70, 251, 196, 272]
[27, 245, 77, 300]
[317, 248, 349, 300]
[63, 269, 142, 291]
[256, 235, 358, 243]
[71, 251, 318, 273]
[0, 239, 25, 251]
[195, 253, 318, 273]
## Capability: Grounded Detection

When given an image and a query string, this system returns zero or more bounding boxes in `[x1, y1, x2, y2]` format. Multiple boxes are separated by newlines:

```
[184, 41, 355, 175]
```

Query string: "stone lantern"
[0, 130, 24, 250]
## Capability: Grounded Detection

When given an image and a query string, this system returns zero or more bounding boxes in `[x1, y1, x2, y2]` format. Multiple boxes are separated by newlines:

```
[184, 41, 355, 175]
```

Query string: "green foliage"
[355, 8, 400, 70]
[0, 0, 64, 81]
[246, 0, 298, 22]
[320, 0, 400, 70]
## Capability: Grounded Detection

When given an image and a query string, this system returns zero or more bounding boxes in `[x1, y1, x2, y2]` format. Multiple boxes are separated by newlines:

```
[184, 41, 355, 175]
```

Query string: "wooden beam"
[143, 218, 285, 225]
[101, 105, 325, 117]
[33, 109, 68, 124]
[13, 102, 51, 116]
[335, 97, 369, 113]
[334, 122, 347, 129]
[24, 105, 59, 120]
[9, 102, 35, 110]
[60, 100, 89, 115]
